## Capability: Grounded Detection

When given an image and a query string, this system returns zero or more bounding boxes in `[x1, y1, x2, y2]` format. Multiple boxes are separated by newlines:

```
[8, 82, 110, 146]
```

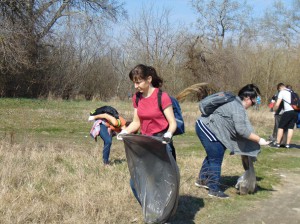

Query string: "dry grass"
[0, 136, 245, 224]
[0, 99, 299, 223]
[0, 138, 139, 223]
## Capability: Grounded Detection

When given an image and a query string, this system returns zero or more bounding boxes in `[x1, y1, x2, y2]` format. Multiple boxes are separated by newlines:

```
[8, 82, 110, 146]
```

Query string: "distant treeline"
[0, 0, 299, 102]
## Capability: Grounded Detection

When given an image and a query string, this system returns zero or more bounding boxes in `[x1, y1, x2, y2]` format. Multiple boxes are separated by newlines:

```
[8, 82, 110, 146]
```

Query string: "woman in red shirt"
[118, 64, 178, 209]
[119, 64, 177, 159]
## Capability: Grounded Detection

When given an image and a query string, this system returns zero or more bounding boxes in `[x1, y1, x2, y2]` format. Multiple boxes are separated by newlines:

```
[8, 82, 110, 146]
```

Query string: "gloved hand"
[88, 115, 95, 121]
[162, 131, 172, 144]
[117, 129, 128, 140]
[258, 138, 270, 146]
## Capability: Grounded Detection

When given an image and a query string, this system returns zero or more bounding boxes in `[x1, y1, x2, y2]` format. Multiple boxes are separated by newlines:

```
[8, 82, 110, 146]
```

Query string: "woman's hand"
[117, 130, 128, 140]
[258, 138, 270, 146]
[162, 131, 172, 144]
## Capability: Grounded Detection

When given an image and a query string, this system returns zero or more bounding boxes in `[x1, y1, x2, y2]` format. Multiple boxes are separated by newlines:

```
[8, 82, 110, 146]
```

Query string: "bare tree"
[125, 5, 181, 66]
[191, 0, 253, 49]
[109, 47, 133, 99]
[184, 35, 242, 91]
[0, 0, 126, 97]
[49, 14, 114, 99]
[260, 0, 300, 48]
[121, 3, 189, 94]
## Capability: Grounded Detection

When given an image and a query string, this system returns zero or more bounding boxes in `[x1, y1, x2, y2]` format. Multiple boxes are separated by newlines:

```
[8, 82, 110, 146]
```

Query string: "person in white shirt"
[273, 84, 298, 148]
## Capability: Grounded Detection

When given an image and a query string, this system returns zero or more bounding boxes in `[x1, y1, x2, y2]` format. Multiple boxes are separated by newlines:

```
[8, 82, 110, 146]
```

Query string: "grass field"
[0, 98, 300, 223]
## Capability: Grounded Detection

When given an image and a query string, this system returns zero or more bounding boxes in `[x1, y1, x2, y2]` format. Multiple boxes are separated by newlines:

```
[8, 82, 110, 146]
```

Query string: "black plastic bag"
[122, 134, 180, 223]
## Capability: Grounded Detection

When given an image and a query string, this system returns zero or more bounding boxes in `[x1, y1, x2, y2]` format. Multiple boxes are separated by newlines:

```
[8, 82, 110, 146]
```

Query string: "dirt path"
[233, 151, 300, 224]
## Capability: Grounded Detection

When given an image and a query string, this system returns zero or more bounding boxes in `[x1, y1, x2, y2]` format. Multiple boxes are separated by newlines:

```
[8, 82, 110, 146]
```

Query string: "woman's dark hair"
[129, 64, 163, 88]
[238, 84, 261, 101]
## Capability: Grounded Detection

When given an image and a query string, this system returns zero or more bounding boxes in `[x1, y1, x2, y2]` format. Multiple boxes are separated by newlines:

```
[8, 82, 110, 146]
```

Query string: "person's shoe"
[195, 178, 209, 189]
[271, 142, 280, 148]
[285, 144, 290, 149]
[208, 190, 229, 199]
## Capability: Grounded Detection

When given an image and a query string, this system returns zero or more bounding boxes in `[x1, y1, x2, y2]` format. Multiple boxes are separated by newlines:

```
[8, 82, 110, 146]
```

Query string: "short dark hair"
[277, 83, 285, 91]
[238, 84, 261, 101]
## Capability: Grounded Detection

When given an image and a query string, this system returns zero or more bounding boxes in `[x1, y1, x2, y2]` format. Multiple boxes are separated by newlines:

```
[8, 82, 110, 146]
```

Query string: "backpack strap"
[157, 89, 164, 113]
[135, 92, 142, 106]
[282, 89, 292, 105]
[158, 89, 169, 134]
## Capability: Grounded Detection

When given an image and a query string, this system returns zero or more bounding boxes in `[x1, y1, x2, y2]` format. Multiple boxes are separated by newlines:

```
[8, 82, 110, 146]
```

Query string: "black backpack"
[90, 106, 119, 119]
[136, 89, 185, 136]
[284, 89, 300, 111]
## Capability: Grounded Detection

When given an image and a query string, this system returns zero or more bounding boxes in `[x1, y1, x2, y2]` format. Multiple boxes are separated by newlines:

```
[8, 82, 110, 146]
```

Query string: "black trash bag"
[235, 155, 257, 195]
[122, 134, 180, 224]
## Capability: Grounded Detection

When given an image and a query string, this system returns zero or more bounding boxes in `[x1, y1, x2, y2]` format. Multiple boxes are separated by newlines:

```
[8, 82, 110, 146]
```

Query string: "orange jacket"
[92, 113, 126, 133]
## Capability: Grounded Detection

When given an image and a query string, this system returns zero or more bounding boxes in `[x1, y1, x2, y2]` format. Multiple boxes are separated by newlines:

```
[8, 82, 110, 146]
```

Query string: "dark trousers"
[272, 114, 287, 144]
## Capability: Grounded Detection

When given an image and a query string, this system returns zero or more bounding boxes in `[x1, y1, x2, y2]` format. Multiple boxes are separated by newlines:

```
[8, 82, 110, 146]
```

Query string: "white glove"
[162, 132, 172, 144]
[88, 115, 95, 121]
[258, 138, 270, 146]
[117, 130, 128, 140]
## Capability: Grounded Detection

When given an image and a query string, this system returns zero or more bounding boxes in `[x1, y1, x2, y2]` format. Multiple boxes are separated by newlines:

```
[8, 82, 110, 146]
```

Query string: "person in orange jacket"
[89, 107, 129, 165]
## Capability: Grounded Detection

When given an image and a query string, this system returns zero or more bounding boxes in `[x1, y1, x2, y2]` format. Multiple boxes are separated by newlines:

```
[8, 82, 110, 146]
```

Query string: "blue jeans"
[99, 123, 112, 164]
[195, 120, 226, 191]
